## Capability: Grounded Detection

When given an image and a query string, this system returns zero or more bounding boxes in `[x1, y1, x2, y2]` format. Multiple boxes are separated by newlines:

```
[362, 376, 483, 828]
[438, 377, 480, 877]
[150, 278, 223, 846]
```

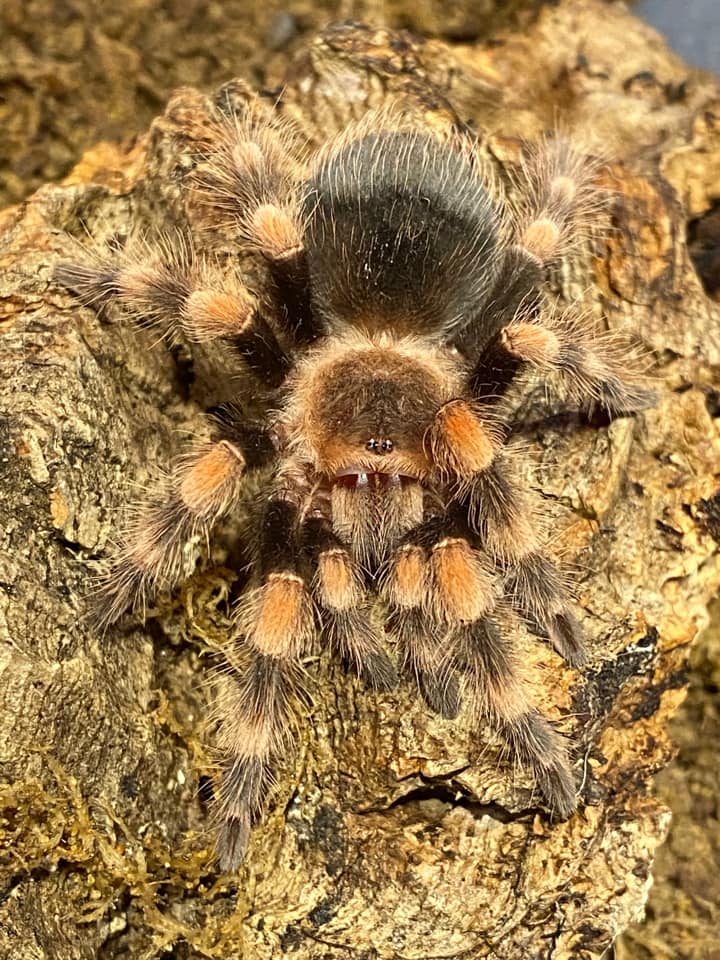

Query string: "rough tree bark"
[1, 3, 719, 958]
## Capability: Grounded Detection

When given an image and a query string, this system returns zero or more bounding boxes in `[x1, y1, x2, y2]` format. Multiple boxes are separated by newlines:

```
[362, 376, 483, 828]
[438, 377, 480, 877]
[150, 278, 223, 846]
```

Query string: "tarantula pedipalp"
[56, 102, 652, 871]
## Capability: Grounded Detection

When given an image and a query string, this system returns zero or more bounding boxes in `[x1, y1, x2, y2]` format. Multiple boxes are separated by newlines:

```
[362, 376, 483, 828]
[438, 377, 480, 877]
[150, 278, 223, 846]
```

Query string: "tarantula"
[56, 100, 651, 870]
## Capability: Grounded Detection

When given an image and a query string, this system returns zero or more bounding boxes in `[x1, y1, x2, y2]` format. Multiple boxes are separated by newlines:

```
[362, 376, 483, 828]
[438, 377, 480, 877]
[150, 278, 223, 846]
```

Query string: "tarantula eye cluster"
[366, 438, 393, 453]
[56, 99, 653, 871]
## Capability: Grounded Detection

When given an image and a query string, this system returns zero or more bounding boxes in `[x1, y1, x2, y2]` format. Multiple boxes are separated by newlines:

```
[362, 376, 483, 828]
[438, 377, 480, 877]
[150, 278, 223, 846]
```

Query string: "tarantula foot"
[362, 649, 399, 692]
[419, 670, 462, 719]
[546, 611, 587, 668]
[502, 710, 578, 819]
[217, 813, 252, 872]
[525, 608, 587, 668]
[536, 762, 578, 821]
[606, 383, 658, 416]
[86, 567, 149, 633]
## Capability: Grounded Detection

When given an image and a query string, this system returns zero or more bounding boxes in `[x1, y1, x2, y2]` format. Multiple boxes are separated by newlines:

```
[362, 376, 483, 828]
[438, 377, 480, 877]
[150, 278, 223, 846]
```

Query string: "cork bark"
[1, 4, 719, 958]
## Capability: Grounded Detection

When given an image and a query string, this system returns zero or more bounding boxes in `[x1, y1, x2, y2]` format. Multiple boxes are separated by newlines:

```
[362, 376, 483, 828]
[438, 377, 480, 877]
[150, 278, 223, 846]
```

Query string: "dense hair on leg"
[55, 232, 193, 335]
[214, 646, 303, 870]
[426, 399, 502, 480]
[301, 512, 397, 690]
[236, 573, 313, 659]
[381, 515, 478, 718]
[453, 618, 577, 817]
[323, 607, 398, 692]
[212, 477, 325, 868]
[238, 491, 316, 661]
[461, 244, 545, 384]
[461, 457, 541, 562]
[387, 607, 461, 719]
[504, 552, 586, 667]
[214, 491, 311, 868]
[429, 537, 496, 624]
[468, 303, 655, 415]
[458, 137, 604, 367]
[383, 543, 429, 610]
[192, 106, 306, 251]
[500, 711, 577, 818]
[512, 137, 606, 265]
[451, 443, 587, 666]
[519, 306, 655, 413]
[464, 137, 652, 417]
[56, 235, 294, 386]
[192, 106, 321, 343]
[92, 437, 247, 629]
[216, 755, 266, 871]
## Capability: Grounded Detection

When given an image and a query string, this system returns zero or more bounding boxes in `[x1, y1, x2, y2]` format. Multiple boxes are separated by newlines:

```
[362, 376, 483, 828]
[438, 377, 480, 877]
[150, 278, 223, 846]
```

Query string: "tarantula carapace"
[56, 101, 652, 870]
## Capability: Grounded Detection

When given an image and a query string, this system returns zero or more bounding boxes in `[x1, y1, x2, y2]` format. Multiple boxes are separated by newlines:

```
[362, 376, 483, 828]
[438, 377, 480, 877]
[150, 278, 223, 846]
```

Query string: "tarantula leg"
[460, 246, 545, 369]
[472, 309, 655, 415]
[216, 753, 265, 872]
[504, 552, 586, 667]
[301, 512, 398, 691]
[215, 492, 315, 868]
[94, 432, 256, 629]
[467, 311, 526, 403]
[387, 607, 459, 718]
[243, 498, 315, 660]
[426, 399, 502, 480]
[461, 458, 540, 560]
[390, 533, 497, 716]
[430, 536, 496, 625]
[382, 516, 468, 718]
[266, 247, 319, 346]
[196, 113, 303, 255]
[215, 646, 304, 871]
[195, 113, 321, 344]
[243, 199, 317, 347]
[459, 459, 586, 665]
[467, 139, 619, 400]
[55, 239, 188, 328]
[56, 245, 292, 387]
[181, 281, 291, 387]
[514, 138, 605, 263]
[461, 138, 600, 357]
[454, 618, 577, 818]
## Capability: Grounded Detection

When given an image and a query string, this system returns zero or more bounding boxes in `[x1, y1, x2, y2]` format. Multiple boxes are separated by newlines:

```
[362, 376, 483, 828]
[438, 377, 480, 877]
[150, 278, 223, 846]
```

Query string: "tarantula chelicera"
[57, 100, 652, 870]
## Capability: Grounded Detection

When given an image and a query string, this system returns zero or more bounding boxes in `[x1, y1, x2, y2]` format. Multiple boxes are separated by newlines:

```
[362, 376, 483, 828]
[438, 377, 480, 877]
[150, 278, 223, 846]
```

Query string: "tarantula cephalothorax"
[57, 102, 652, 870]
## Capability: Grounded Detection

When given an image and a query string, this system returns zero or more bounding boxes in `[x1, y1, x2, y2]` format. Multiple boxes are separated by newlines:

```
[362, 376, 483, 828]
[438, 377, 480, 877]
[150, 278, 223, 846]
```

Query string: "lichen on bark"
[1, 4, 719, 959]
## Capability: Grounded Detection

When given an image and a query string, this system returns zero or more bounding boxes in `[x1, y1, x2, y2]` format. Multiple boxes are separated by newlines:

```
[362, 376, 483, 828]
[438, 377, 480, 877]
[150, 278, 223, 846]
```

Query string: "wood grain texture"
[1, 4, 719, 958]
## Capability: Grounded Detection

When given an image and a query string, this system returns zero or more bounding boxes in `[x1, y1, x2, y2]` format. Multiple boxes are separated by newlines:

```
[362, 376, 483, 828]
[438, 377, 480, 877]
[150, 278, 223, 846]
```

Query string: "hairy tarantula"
[56, 101, 652, 871]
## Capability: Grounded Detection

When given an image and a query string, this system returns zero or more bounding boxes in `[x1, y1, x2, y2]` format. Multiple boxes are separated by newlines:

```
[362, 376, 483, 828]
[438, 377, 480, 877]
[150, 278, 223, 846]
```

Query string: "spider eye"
[366, 437, 394, 454]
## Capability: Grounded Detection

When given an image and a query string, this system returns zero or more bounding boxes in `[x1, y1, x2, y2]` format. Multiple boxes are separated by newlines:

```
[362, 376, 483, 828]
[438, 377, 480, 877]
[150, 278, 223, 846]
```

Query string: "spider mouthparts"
[335, 471, 405, 490]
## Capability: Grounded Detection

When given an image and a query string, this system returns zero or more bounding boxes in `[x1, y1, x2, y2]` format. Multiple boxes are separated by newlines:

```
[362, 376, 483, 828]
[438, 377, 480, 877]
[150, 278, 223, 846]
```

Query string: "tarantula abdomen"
[303, 129, 502, 339]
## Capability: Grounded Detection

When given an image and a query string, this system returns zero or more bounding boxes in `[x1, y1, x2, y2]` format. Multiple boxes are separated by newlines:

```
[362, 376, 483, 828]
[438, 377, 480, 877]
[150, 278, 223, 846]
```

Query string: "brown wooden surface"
[1, 4, 719, 958]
